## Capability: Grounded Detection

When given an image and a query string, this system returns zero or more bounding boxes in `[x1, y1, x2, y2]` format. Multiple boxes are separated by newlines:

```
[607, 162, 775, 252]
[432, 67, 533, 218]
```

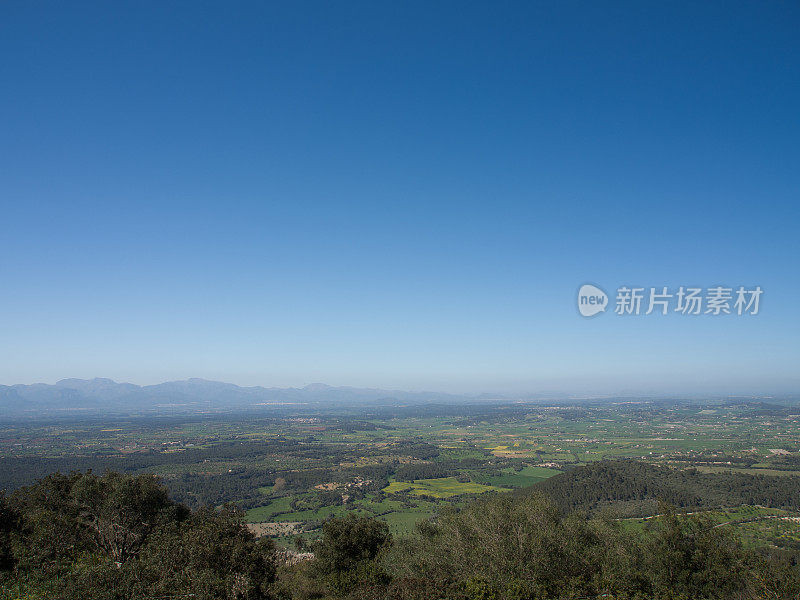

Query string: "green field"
[5, 399, 800, 548]
[381, 510, 433, 535]
[245, 496, 294, 522]
[383, 476, 509, 498]
[474, 466, 561, 487]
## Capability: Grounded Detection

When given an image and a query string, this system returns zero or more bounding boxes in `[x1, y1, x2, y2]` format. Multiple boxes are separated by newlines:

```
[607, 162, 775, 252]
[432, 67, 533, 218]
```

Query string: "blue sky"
[1, 1, 798, 394]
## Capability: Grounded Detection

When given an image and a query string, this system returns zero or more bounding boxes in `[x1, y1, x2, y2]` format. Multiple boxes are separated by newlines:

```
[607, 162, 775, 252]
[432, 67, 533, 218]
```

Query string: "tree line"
[4, 465, 800, 599]
[530, 460, 800, 517]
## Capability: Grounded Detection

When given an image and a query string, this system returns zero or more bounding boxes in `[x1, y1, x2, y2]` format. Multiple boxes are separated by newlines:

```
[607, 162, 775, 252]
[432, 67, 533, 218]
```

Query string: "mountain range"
[0, 377, 485, 417]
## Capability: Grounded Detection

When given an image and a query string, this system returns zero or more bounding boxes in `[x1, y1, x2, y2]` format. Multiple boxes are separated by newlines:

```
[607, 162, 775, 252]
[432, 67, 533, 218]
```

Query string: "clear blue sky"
[1, 1, 798, 395]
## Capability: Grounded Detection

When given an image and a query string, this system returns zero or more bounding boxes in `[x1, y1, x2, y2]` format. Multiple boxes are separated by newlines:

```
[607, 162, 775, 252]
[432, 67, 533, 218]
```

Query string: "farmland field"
[2, 396, 800, 546]
[382, 476, 510, 498]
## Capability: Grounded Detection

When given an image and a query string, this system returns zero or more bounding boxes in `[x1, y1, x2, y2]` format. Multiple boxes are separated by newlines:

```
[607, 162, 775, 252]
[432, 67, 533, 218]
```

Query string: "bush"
[314, 514, 391, 575]
[4, 471, 277, 600]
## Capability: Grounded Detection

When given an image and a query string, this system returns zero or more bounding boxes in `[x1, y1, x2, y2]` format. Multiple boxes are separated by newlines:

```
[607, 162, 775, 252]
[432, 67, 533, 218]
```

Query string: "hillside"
[528, 460, 800, 517]
[4, 469, 800, 600]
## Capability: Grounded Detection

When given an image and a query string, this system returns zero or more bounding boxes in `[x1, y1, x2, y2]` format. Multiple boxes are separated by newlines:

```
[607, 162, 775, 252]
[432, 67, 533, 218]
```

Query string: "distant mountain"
[0, 377, 478, 417]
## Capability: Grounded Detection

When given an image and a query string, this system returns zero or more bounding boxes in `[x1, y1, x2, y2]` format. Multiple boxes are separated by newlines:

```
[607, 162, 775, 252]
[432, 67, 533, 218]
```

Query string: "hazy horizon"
[1, 374, 796, 399]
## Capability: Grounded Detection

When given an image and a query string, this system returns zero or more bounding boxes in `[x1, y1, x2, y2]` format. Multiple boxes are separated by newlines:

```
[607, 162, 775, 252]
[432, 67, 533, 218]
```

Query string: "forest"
[3, 465, 800, 600]
[530, 461, 800, 517]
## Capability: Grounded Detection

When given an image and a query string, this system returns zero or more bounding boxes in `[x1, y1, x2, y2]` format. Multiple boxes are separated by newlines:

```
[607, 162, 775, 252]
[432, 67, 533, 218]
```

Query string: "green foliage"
[4, 464, 800, 600]
[312, 514, 392, 595]
[71, 470, 180, 562]
[384, 492, 786, 600]
[7, 470, 183, 579]
[314, 514, 391, 575]
[128, 506, 277, 599]
[326, 559, 391, 596]
[272, 561, 329, 600]
[2, 471, 277, 600]
[531, 460, 800, 516]
[0, 492, 17, 572]
[644, 506, 743, 598]
[389, 493, 613, 599]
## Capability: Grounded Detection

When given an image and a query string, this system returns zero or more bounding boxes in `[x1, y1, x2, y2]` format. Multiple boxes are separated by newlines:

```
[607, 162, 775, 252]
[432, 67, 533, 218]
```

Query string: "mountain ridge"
[0, 377, 480, 416]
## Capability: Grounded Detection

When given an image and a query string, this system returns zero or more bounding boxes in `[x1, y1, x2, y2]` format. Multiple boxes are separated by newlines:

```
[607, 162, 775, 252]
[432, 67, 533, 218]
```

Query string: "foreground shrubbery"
[2, 470, 800, 599]
[280, 494, 800, 600]
[381, 495, 783, 600]
[0, 471, 277, 599]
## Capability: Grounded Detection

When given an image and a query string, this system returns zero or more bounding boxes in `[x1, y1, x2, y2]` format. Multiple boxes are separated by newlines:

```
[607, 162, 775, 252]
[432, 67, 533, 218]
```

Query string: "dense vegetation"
[4, 403, 800, 597]
[531, 460, 800, 517]
[5, 400, 800, 540]
[375, 495, 800, 600]
[3, 467, 800, 599]
[0, 471, 277, 600]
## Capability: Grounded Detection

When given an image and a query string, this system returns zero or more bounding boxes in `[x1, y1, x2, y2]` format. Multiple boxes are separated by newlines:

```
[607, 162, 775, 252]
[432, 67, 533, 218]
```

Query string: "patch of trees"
[169, 463, 395, 511]
[0, 471, 277, 599]
[275, 514, 393, 598]
[276, 493, 800, 600]
[353, 465, 392, 492]
[394, 458, 504, 483]
[321, 419, 396, 432]
[669, 454, 758, 467]
[529, 460, 800, 516]
[769, 455, 800, 470]
[383, 495, 760, 600]
[0, 440, 302, 491]
[168, 469, 277, 509]
[749, 403, 792, 417]
[394, 463, 451, 481]
[384, 441, 440, 460]
[0, 439, 393, 511]
[4, 466, 800, 599]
